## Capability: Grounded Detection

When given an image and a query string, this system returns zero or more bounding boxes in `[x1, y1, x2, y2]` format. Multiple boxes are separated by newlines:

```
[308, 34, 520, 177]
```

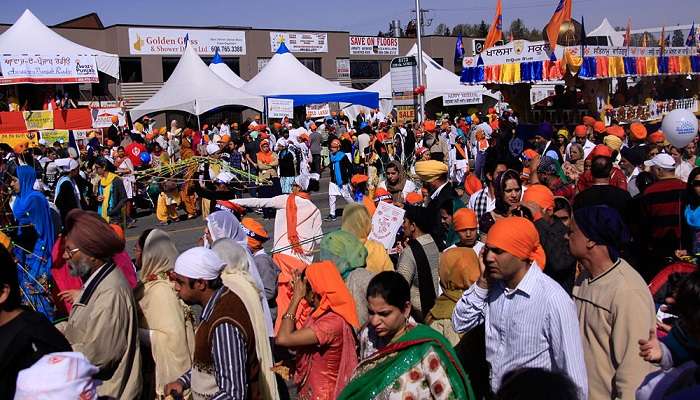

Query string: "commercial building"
[0, 12, 484, 111]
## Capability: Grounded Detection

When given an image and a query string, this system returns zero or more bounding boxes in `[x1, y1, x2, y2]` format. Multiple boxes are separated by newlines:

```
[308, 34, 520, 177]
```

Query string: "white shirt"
[566, 139, 596, 160]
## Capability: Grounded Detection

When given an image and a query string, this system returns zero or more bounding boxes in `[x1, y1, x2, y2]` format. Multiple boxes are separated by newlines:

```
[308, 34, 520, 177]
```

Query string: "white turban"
[206, 143, 220, 155]
[15, 352, 99, 400]
[174, 247, 225, 280]
[55, 158, 79, 173]
[294, 172, 320, 191]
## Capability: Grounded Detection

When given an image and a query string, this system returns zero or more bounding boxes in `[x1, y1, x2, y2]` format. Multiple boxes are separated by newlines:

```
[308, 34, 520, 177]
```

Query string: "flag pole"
[414, 0, 426, 123]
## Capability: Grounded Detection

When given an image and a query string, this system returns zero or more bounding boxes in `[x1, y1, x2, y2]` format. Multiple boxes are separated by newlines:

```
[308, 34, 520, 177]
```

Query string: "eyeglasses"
[64, 246, 80, 259]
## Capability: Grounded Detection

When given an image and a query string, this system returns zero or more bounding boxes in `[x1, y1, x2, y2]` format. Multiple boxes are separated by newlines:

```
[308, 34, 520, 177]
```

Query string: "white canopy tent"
[0, 9, 119, 80]
[344, 44, 499, 120]
[130, 42, 263, 120]
[209, 50, 246, 88]
[242, 42, 378, 108]
[587, 18, 625, 47]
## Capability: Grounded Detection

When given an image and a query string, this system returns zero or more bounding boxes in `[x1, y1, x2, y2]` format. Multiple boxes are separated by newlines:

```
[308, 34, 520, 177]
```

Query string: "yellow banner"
[22, 110, 54, 130]
[40, 129, 70, 145]
[0, 132, 40, 148]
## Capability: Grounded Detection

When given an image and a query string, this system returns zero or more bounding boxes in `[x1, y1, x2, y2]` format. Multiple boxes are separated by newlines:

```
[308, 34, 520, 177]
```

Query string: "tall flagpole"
[414, 0, 426, 122]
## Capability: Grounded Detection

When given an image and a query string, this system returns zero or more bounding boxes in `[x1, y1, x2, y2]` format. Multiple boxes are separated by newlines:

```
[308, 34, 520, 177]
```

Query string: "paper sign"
[305, 104, 330, 119]
[270, 32, 328, 53]
[128, 28, 246, 55]
[267, 98, 294, 118]
[336, 58, 350, 80]
[0, 132, 39, 148]
[40, 129, 70, 145]
[443, 92, 484, 106]
[368, 201, 405, 250]
[91, 107, 126, 128]
[22, 110, 54, 130]
[0, 54, 98, 84]
[72, 130, 91, 140]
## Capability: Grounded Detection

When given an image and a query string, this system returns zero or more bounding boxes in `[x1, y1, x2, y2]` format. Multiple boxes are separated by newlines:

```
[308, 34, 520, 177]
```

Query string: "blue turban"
[539, 121, 554, 140]
[573, 206, 630, 261]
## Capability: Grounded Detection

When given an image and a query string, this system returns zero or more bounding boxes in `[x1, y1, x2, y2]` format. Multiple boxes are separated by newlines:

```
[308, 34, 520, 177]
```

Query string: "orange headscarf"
[286, 191, 311, 254]
[486, 217, 546, 269]
[257, 139, 274, 164]
[306, 261, 360, 329]
[439, 248, 481, 292]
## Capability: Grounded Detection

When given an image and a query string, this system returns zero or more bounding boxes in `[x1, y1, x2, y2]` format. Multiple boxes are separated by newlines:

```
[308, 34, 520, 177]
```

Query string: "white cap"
[15, 352, 100, 399]
[54, 158, 79, 172]
[174, 247, 226, 280]
[206, 143, 220, 155]
[644, 153, 675, 170]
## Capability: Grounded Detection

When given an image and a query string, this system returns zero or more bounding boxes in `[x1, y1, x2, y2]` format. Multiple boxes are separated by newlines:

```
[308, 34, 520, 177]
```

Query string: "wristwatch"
[282, 312, 296, 321]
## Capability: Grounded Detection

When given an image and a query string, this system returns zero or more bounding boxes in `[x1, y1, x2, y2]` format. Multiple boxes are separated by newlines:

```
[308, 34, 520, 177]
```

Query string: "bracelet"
[282, 312, 296, 321]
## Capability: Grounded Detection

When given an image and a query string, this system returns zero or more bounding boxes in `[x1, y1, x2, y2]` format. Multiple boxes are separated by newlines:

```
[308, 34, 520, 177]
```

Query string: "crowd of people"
[1, 101, 700, 400]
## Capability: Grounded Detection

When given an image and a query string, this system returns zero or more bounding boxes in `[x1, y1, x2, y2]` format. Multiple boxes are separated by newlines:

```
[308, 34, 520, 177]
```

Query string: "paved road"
[124, 174, 345, 257]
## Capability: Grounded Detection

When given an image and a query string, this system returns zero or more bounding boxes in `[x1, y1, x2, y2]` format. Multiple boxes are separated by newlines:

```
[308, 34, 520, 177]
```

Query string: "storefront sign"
[91, 107, 126, 128]
[22, 110, 54, 130]
[267, 98, 294, 119]
[40, 129, 70, 145]
[368, 201, 405, 250]
[0, 54, 98, 84]
[349, 36, 399, 55]
[128, 28, 246, 55]
[305, 104, 331, 119]
[443, 92, 484, 106]
[391, 56, 418, 106]
[336, 58, 350, 80]
[270, 32, 328, 53]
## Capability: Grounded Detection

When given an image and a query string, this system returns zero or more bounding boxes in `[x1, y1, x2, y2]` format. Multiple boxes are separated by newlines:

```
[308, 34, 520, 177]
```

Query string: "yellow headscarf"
[340, 203, 393, 273]
[99, 172, 117, 222]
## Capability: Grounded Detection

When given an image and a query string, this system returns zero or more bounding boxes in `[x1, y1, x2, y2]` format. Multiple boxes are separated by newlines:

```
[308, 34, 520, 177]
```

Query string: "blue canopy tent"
[242, 43, 379, 108]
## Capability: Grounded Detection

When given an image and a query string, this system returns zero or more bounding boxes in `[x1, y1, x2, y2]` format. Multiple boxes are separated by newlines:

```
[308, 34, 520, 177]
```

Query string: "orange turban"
[241, 217, 268, 251]
[574, 125, 587, 138]
[593, 121, 606, 134]
[373, 188, 393, 203]
[159, 127, 167, 135]
[522, 184, 554, 212]
[439, 248, 481, 292]
[464, 174, 483, 196]
[605, 125, 625, 139]
[590, 144, 613, 158]
[350, 174, 369, 186]
[13, 140, 29, 154]
[486, 217, 546, 269]
[405, 192, 423, 205]
[522, 149, 539, 160]
[649, 131, 665, 144]
[306, 261, 360, 329]
[582, 116, 596, 127]
[630, 122, 647, 141]
[219, 135, 231, 143]
[111, 115, 119, 124]
[453, 208, 478, 231]
[110, 224, 125, 241]
[423, 120, 436, 132]
[183, 128, 193, 137]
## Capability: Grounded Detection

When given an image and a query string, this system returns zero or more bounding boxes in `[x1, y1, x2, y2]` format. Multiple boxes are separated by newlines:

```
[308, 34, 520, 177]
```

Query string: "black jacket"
[426, 182, 459, 250]
[329, 153, 353, 186]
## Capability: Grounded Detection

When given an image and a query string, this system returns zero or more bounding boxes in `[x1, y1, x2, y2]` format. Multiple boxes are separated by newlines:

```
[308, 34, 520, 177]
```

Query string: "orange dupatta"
[286, 191, 311, 254]
[306, 261, 360, 329]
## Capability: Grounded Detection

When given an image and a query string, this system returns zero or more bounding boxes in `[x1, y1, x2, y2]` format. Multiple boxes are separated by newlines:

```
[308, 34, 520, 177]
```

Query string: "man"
[619, 146, 646, 197]
[415, 159, 458, 249]
[308, 123, 322, 174]
[522, 184, 577, 293]
[640, 152, 687, 278]
[468, 156, 508, 221]
[533, 122, 562, 162]
[452, 217, 588, 398]
[106, 116, 120, 145]
[242, 217, 280, 320]
[573, 145, 631, 220]
[378, 160, 417, 203]
[53, 158, 82, 224]
[565, 125, 595, 160]
[165, 247, 260, 399]
[422, 120, 450, 162]
[397, 205, 441, 321]
[61, 210, 141, 398]
[569, 206, 655, 399]
[326, 138, 354, 221]
[450, 207, 484, 254]
[356, 126, 371, 166]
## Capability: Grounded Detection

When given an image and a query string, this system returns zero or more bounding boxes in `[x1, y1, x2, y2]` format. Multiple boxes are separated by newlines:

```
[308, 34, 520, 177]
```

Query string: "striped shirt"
[452, 264, 588, 399]
[179, 287, 248, 400]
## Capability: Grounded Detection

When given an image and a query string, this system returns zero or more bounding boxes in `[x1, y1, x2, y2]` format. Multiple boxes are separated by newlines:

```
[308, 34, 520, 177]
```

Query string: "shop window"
[298, 58, 322, 75]
[119, 57, 142, 83]
[350, 60, 381, 80]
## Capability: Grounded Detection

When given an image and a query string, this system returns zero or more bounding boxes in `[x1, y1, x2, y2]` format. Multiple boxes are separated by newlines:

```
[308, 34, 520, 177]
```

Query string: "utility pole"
[413, 0, 426, 122]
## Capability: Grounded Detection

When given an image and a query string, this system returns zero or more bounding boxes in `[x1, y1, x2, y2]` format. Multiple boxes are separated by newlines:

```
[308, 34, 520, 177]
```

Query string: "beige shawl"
[211, 238, 280, 400]
[136, 229, 195, 396]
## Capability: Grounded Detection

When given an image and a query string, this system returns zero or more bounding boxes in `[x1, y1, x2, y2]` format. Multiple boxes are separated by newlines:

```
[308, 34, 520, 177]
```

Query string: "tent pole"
[414, 0, 426, 122]
[263, 97, 268, 125]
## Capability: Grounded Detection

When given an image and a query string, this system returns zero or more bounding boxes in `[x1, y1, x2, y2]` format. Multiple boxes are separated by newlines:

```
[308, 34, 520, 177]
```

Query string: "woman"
[426, 248, 480, 345]
[134, 229, 195, 398]
[478, 169, 523, 235]
[320, 229, 373, 326]
[671, 146, 694, 182]
[563, 142, 585, 183]
[114, 146, 136, 226]
[338, 271, 475, 400]
[211, 239, 280, 400]
[340, 203, 393, 273]
[94, 157, 127, 224]
[553, 196, 572, 228]
[257, 139, 281, 219]
[379, 161, 417, 203]
[275, 261, 359, 400]
[205, 210, 274, 336]
[683, 167, 700, 256]
[11, 166, 56, 320]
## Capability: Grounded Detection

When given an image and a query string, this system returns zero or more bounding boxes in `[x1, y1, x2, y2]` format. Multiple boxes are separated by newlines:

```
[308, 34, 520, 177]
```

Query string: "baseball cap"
[644, 153, 675, 170]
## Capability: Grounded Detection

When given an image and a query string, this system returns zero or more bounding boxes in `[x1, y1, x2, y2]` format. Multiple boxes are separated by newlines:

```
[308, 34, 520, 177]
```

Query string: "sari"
[212, 239, 280, 400]
[135, 229, 195, 397]
[339, 324, 475, 400]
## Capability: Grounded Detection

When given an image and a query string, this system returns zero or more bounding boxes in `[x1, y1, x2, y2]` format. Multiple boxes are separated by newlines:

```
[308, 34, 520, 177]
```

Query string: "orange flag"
[545, 0, 572, 52]
[624, 17, 632, 47]
[484, 0, 503, 50]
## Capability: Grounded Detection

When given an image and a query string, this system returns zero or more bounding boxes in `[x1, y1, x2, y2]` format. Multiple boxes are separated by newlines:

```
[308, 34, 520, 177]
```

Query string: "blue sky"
[3, 0, 698, 35]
